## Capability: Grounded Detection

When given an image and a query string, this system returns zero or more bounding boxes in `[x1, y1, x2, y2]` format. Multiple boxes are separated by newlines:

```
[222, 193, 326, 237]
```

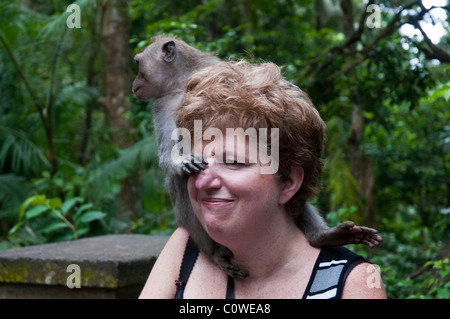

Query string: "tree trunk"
[348, 103, 377, 227]
[315, 0, 327, 30]
[100, 0, 141, 221]
[340, 0, 354, 39]
[100, 0, 132, 148]
[242, 0, 253, 35]
[78, 4, 105, 166]
[340, 0, 377, 227]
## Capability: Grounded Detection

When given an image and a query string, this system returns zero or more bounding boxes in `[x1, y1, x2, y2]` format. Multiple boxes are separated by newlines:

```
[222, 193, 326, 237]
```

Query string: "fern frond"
[0, 173, 29, 219]
[0, 125, 50, 175]
[87, 135, 159, 201]
[38, 0, 97, 40]
[54, 82, 98, 107]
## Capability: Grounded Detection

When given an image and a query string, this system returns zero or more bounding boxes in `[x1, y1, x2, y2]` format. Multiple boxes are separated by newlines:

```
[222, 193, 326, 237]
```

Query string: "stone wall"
[0, 234, 169, 299]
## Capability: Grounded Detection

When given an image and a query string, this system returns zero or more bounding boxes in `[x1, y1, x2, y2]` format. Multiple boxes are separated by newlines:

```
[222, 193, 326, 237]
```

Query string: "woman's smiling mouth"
[201, 197, 234, 208]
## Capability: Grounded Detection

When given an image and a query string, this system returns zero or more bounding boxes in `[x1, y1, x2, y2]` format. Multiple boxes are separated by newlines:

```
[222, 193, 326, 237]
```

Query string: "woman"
[140, 61, 386, 299]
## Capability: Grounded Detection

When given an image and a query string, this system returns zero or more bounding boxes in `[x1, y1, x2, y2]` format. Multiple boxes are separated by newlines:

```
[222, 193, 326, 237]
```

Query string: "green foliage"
[324, 117, 363, 223]
[6, 194, 107, 248]
[420, 258, 450, 299]
[0, 0, 449, 299]
[326, 206, 359, 228]
[0, 125, 50, 175]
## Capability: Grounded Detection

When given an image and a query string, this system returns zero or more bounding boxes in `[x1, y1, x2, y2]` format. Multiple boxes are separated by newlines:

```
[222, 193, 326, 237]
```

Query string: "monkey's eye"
[131, 58, 139, 74]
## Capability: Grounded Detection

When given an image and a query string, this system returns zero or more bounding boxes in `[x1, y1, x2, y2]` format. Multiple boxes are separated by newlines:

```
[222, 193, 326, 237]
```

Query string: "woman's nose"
[193, 157, 222, 190]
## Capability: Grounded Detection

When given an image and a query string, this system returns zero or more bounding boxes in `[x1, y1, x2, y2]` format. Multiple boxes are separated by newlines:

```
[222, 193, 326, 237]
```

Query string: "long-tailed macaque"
[132, 36, 382, 278]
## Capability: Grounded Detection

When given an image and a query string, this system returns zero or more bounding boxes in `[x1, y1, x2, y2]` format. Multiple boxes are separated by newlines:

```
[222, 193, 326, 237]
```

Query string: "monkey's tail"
[213, 244, 249, 279]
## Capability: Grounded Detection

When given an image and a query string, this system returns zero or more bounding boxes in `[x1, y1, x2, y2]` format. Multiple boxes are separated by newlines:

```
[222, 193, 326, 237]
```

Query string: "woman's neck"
[228, 218, 311, 281]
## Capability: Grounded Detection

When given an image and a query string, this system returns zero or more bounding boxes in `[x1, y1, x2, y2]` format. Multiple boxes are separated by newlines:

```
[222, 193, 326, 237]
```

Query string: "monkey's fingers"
[361, 233, 383, 247]
[189, 153, 208, 166]
[181, 164, 193, 175]
[181, 162, 202, 175]
[359, 226, 379, 235]
[359, 225, 382, 247]
[200, 155, 208, 166]
[180, 154, 208, 175]
[367, 234, 383, 246]
[181, 159, 208, 175]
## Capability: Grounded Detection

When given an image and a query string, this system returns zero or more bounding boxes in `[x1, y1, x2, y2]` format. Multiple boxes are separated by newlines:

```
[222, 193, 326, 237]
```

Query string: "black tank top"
[174, 237, 365, 299]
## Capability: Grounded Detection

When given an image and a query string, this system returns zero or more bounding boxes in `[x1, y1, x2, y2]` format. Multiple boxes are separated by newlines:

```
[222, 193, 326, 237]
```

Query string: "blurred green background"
[0, 0, 449, 298]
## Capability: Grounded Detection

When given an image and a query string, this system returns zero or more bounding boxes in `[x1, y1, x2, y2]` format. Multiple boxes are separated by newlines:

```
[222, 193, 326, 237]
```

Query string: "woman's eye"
[225, 159, 248, 168]
[224, 160, 239, 166]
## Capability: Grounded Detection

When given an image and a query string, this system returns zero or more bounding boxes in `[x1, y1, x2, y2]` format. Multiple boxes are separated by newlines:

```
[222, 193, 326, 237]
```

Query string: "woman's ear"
[278, 166, 304, 205]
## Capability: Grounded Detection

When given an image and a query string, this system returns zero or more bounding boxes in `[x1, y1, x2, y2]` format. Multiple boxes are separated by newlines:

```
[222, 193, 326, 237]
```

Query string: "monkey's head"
[132, 36, 183, 101]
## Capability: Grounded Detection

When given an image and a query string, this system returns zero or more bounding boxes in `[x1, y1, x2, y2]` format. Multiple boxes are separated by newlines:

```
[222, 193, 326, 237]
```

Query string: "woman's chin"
[202, 215, 235, 244]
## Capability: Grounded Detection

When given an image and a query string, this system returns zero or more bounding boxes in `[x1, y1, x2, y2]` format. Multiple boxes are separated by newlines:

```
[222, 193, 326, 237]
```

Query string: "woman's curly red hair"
[176, 60, 326, 217]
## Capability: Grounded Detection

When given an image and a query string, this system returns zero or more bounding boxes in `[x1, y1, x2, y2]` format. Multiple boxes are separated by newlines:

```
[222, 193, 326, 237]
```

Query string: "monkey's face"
[132, 51, 149, 100]
[132, 40, 179, 101]
[132, 49, 166, 101]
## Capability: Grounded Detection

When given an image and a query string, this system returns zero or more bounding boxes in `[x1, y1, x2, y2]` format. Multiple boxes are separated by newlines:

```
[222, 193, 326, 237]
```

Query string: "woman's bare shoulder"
[341, 262, 387, 299]
[139, 227, 190, 299]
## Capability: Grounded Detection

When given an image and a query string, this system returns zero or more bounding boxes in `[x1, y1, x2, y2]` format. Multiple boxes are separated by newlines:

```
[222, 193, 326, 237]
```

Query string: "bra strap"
[225, 275, 235, 299]
[174, 236, 199, 299]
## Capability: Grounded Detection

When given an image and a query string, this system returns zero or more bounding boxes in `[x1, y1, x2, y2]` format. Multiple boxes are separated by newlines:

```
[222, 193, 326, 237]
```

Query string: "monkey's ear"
[161, 40, 176, 63]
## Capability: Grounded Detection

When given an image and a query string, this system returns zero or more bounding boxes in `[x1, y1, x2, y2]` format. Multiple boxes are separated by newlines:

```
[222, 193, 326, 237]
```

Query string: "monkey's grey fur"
[132, 36, 380, 278]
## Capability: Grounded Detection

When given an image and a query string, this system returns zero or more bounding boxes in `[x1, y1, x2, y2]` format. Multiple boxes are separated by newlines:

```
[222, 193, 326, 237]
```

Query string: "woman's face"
[187, 132, 288, 245]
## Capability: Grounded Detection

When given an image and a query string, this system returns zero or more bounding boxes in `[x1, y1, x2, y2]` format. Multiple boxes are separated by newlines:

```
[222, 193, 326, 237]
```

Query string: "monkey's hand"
[180, 153, 208, 176]
[310, 221, 383, 248]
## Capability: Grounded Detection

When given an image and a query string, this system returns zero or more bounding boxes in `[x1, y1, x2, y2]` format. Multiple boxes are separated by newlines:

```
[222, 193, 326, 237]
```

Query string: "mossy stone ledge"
[0, 234, 169, 298]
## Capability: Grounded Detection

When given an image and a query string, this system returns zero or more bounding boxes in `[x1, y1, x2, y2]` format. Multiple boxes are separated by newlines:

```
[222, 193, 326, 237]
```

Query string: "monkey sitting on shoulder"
[132, 36, 382, 278]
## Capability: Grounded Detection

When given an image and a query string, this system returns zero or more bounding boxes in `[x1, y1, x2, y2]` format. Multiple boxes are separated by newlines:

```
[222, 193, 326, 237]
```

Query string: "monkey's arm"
[153, 94, 208, 177]
[152, 94, 190, 177]
[299, 203, 383, 248]
[310, 221, 382, 248]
